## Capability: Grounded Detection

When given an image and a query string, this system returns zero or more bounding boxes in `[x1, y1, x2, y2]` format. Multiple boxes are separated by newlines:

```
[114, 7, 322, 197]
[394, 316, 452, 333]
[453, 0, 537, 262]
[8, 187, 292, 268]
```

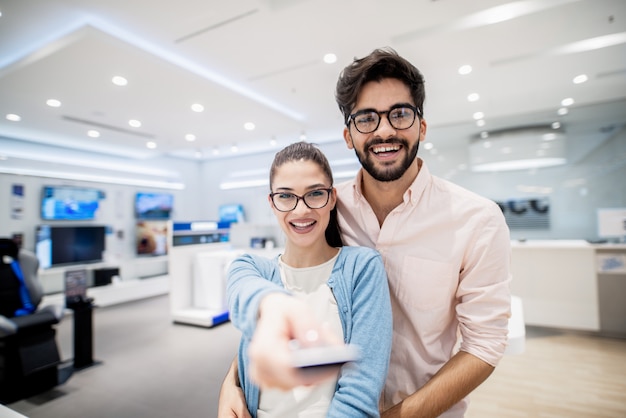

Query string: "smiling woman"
[222, 141, 393, 417]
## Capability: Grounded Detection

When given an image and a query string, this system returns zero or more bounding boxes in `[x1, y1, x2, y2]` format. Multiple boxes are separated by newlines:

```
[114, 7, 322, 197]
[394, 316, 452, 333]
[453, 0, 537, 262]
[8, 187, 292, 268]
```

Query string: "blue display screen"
[41, 186, 103, 220]
[135, 192, 173, 220]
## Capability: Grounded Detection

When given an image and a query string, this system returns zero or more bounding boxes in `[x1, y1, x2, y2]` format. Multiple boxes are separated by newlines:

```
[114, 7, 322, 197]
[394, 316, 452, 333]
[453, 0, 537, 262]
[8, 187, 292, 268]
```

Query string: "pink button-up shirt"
[336, 159, 511, 417]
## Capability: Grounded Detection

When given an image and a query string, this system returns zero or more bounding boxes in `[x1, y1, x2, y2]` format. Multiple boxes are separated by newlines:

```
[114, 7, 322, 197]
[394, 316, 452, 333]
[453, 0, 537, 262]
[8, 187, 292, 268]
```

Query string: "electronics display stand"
[64, 269, 102, 371]
[66, 296, 102, 371]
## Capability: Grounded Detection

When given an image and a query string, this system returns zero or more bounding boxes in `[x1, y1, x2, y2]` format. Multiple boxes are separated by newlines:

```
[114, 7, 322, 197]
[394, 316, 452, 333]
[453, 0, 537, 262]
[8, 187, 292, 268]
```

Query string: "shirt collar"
[351, 158, 430, 206]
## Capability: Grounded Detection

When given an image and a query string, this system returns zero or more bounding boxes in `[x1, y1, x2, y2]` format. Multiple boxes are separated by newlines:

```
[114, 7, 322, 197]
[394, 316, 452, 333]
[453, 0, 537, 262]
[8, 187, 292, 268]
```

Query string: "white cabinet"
[510, 240, 599, 331]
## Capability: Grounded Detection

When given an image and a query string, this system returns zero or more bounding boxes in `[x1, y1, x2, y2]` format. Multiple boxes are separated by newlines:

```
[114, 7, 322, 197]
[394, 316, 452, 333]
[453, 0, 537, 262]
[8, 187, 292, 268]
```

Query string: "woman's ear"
[330, 187, 338, 209]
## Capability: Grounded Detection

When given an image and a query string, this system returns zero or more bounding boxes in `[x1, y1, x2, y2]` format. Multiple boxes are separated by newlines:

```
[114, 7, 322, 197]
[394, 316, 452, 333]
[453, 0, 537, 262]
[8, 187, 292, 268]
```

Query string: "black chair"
[0, 238, 65, 403]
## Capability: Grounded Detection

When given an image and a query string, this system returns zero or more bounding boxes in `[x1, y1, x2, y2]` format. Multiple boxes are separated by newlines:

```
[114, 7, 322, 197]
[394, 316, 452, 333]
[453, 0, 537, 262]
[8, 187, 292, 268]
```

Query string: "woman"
[224, 141, 392, 417]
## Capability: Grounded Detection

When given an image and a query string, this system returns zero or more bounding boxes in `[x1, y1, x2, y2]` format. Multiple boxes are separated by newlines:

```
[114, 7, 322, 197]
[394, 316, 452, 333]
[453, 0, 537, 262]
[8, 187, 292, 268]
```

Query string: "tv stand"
[66, 297, 100, 370]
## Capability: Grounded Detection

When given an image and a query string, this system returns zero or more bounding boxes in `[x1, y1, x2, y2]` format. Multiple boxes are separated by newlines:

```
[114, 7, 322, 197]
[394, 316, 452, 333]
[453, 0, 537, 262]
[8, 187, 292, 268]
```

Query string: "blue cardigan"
[227, 246, 392, 417]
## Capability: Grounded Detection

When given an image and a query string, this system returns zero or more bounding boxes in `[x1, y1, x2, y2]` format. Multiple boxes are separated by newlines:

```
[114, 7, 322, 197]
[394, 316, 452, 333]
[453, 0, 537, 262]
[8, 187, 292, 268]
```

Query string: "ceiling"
[0, 0, 625, 165]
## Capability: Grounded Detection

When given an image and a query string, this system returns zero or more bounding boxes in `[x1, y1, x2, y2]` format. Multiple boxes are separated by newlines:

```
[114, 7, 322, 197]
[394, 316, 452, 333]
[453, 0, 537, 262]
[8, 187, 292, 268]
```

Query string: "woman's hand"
[248, 293, 342, 390]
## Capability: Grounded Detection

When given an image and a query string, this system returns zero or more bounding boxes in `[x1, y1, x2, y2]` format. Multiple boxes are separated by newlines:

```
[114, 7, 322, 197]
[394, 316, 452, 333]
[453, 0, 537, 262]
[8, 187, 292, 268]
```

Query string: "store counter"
[510, 240, 626, 335]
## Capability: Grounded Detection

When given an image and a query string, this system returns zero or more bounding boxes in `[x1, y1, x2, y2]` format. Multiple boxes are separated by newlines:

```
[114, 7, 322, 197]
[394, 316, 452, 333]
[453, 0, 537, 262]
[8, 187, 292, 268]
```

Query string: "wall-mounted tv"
[41, 185, 104, 220]
[135, 192, 174, 220]
[35, 225, 106, 269]
[218, 204, 245, 225]
[136, 220, 168, 256]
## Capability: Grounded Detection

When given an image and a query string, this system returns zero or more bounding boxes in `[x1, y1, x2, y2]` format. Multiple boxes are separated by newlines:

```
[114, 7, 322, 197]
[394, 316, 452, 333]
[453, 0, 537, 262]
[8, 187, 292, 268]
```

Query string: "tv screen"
[135, 192, 173, 220]
[218, 204, 245, 224]
[36, 225, 106, 268]
[41, 186, 104, 220]
[136, 220, 168, 256]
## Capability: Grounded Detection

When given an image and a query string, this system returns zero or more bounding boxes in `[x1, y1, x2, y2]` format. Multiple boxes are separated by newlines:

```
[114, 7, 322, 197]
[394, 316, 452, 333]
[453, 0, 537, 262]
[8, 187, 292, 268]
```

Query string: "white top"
[257, 250, 343, 418]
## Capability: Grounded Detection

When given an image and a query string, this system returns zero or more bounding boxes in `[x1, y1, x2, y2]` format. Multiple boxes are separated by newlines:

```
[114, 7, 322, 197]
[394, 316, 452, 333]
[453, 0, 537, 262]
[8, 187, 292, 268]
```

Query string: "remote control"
[290, 343, 360, 371]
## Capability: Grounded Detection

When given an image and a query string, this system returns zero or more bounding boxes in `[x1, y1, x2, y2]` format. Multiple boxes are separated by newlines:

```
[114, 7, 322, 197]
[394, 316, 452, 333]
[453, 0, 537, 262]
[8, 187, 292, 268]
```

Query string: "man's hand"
[218, 358, 251, 418]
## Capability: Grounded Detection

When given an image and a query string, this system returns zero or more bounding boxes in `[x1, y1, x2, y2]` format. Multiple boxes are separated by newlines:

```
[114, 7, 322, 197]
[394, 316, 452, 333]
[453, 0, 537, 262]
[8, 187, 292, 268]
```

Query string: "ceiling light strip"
[0, 166, 185, 190]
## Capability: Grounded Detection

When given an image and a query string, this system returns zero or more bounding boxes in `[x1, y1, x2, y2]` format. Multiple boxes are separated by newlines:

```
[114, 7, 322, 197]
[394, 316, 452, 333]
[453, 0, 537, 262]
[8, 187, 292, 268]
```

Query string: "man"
[219, 48, 511, 418]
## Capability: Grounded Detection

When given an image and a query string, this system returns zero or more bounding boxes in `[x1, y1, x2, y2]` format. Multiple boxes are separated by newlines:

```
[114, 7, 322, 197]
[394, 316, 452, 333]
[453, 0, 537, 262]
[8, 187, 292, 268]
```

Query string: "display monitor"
[597, 208, 626, 239]
[135, 192, 174, 219]
[136, 220, 168, 256]
[41, 186, 104, 220]
[218, 204, 245, 225]
[36, 225, 106, 268]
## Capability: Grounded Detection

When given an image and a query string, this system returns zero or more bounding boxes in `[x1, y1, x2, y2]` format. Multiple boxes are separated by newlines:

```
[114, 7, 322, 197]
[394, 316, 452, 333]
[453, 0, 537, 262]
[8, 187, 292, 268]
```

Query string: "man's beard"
[354, 138, 419, 182]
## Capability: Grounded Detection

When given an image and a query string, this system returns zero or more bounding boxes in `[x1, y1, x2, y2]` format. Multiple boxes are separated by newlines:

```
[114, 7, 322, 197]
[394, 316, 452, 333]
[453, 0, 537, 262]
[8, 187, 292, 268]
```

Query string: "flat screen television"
[41, 185, 104, 220]
[136, 220, 168, 256]
[35, 225, 106, 269]
[135, 192, 174, 220]
[218, 204, 245, 224]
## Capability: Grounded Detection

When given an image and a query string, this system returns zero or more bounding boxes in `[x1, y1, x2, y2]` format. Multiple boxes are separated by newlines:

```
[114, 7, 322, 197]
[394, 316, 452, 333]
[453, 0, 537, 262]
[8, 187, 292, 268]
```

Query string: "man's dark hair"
[335, 47, 426, 124]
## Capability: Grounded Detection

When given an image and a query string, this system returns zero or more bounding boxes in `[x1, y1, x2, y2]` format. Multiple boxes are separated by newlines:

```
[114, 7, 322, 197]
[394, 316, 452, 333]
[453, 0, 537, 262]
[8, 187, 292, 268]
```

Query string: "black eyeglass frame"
[347, 104, 422, 134]
[269, 188, 333, 212]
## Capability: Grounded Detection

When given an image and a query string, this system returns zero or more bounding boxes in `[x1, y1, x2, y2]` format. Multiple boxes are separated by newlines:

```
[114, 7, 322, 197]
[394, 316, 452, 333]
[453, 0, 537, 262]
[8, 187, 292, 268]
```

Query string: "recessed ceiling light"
[573, 74, 588, 84]
[270, 138, 277, 146]
[423, 142, 434, 150]
[467, 93, 480, 102]
[557, 107, 569, 116]
[542, 133, 557, 141]
[323, 53, 337, 64]
[244, 122, 255, 131]
[300, 132, 307, 140]
[561, 97, 574, 106]
[112, 76, 128, 86]
[473, 111, 484, 120]
[146, 141, 157, 149]
[129, 119, 142, 128]
[476, 119, 486, 127]
[87, 130, 100, 138]
[185, 134, 196, 142]
[231, 144, 239, 153]
[191, 103, 204, 112]
[458, 65, 472, 75]
[46, 99, 61, 107]
[480, 131, 489, 139]
[6, 113, 21, 122]
[551, 121, 561, 129]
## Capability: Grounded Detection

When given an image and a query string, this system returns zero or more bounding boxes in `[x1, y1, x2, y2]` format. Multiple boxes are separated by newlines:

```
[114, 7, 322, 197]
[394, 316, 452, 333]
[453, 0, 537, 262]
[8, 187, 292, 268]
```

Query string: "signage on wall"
[11, 184, 24, 219]
[494, 197, 550, 230]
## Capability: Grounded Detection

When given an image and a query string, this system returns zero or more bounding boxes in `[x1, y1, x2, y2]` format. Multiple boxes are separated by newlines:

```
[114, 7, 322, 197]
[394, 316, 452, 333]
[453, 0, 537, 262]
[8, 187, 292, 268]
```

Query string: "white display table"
[510, 240, 626, 334]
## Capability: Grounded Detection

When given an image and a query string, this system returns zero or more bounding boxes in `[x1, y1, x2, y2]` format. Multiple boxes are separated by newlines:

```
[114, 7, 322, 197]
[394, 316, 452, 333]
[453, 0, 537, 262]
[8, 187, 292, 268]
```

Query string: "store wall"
[1, 125, 625, 260]
[202, 127, 626, 241]
[0, 152, 205, 258]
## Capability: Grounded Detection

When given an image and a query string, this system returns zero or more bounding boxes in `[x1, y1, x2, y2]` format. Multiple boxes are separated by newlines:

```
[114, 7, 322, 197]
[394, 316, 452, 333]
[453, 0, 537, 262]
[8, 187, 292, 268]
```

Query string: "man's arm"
[382, 351, 494, 418]
[217, 356, 251, 418]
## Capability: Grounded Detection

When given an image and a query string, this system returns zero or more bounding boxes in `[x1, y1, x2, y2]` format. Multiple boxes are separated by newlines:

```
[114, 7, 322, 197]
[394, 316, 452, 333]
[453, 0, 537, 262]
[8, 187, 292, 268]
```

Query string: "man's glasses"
[269, 188, 332, 212]
[347, 104, 420, 134]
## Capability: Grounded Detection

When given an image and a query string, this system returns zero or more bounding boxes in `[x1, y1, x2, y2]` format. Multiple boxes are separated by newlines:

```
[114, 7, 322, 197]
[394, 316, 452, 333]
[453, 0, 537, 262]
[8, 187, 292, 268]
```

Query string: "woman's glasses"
[269, 188, 332, 212]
